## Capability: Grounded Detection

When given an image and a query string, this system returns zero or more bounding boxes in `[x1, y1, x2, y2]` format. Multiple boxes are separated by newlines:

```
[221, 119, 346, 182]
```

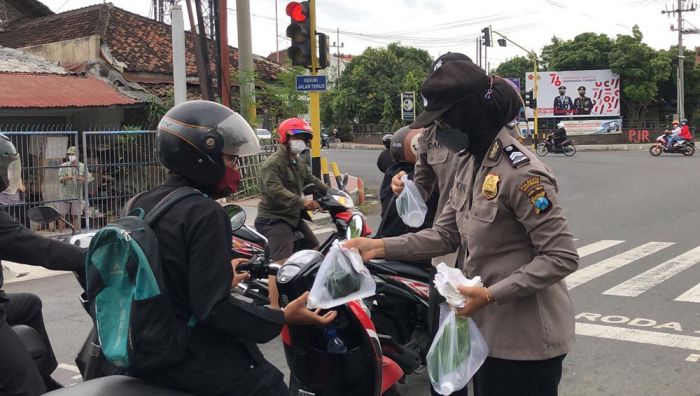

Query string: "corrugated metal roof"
[0, 46, 67, 74]
[0, 74, 138, 108]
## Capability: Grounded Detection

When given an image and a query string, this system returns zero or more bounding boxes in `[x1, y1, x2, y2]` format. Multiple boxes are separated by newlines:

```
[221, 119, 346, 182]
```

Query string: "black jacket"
[375, 162, 439, 239]
[132, 175, 286, 395]
[0, 211, 84, 323]
[376, 149, 395, 174]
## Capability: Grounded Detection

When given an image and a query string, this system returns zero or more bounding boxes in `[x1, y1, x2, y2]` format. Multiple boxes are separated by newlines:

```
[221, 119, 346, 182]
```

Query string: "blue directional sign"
[296, 75, 327, 91]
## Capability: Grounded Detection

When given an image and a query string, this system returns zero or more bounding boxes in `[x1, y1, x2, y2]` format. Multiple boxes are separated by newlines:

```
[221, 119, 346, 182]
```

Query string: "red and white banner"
[525, 69, 620, 118]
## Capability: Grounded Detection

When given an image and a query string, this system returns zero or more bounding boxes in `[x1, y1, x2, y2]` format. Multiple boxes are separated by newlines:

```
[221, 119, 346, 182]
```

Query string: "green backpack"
[84, 187, 202, 374]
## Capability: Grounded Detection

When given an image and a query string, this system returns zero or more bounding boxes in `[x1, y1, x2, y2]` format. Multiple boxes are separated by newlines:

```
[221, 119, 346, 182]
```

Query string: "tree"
[657, 47, 700, 121]
[495, 56, 534, 93]
[257, 66, 309, 121]
[608, 26, 671, 123]
[540, 32, 614, 71]
[330, 43, 432, 129]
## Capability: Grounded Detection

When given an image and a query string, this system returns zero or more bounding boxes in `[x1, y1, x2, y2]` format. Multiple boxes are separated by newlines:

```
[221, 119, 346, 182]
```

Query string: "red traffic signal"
[286, 2, 308, 22]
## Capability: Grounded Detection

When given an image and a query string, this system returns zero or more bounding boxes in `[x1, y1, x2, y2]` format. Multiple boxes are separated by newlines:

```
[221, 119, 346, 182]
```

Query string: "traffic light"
[524, 90, 537, 109]
[286, 1, 312, 68]
[481, 26, 492, 47]
[317, 33, 331, 69]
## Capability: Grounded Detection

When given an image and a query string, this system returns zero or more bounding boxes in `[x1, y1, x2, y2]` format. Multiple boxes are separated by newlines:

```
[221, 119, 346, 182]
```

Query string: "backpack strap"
[122, 192, 147, 217]
[144, 187, 204, 227]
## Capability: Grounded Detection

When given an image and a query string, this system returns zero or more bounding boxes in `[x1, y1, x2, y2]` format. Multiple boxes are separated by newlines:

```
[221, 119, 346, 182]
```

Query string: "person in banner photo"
[573, 86, 594, 115]
[552, 86, 573, 116]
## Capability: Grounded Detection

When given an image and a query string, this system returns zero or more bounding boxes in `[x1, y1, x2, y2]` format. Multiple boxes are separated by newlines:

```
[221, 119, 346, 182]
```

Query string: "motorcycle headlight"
[277, 264, 301, 283]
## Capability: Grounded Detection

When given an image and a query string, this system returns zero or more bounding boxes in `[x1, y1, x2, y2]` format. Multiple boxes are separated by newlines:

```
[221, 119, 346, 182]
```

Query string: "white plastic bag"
[433, 263, 482, 308]
[307, 240, 376, 309]
[395, 174, 428, 227]
[427, 304, 489, 395]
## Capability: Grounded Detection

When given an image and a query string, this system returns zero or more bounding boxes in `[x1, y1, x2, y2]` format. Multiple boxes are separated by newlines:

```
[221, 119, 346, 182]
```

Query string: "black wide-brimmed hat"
[410, 60, 489, 129]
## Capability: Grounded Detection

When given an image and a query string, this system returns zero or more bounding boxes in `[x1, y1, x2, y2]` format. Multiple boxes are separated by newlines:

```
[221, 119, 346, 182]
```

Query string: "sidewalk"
[335, 142, 656, 151]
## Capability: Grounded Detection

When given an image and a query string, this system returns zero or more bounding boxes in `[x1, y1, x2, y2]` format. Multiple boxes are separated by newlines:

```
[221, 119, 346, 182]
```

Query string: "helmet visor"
[3, 157, 21, 194]
[218, 112, 261, 157]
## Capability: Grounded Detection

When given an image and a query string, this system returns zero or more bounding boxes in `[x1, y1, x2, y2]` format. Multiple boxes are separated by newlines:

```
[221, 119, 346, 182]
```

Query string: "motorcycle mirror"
[223, 204, 246, 231]
[346, 214, 364, 240]
[27, 205, 75, 232]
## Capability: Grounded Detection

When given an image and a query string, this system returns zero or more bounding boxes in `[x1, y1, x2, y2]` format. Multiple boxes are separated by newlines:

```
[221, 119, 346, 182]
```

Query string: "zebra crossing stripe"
[676, 282, 700, 303]
[566, 242, 674, 290]
[577, 240, 625, 258]
[576, 323, 700, 352]
[603, 246, 700, 297]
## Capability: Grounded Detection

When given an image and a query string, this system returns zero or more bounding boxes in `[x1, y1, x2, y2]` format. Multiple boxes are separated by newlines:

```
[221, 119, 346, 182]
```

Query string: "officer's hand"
[284, 292, 337, 325]
[391, 171, 407, 195]
[304, 199, 321, 211]
[454, 286, 492, 317]
[343, 238, 385, 261]
[230, 258, 250, 288]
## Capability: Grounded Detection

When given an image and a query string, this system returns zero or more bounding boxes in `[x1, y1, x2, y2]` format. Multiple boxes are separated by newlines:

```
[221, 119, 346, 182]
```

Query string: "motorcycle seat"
[44, 375, 194, 395]
[12, 325, 46, 360]
[367, 259, 431, 281]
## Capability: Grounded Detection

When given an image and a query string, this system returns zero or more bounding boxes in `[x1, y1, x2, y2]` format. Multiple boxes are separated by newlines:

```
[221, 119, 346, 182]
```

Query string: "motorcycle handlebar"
[236, 255, 279, 279]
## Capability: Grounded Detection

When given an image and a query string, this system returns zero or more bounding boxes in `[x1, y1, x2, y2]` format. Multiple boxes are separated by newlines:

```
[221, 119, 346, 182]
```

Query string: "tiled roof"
[0, 74, 138, 108]
[0, 46, 67, 74]
[0, 3, 284, 81]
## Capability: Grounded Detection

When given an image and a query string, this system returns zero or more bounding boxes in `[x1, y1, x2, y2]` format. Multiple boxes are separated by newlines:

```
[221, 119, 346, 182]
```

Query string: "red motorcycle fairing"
[231, 236, 264, 257]
[389, 275, 430, 300]
[335, 211, 373, 236]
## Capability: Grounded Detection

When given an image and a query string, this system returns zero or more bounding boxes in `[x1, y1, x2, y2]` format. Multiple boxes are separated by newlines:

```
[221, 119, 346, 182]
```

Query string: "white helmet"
[557, 122, 565, 129]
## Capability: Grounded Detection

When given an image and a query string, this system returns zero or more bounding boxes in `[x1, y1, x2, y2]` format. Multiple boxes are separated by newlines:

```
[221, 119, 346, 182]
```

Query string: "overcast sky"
[43, 0, 700, 69]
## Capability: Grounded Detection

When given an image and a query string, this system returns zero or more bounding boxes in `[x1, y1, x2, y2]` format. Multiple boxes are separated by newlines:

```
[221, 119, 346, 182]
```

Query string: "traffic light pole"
[492, 30, 539, 148]
[309, 0, 321, 178]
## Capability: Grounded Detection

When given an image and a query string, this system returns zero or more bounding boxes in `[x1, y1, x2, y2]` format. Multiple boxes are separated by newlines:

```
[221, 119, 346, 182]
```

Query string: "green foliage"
[657, 47, 700, 118]
[329, 43, 432, 127]
[608, 26, 671, 121]
[541, 33, 614, 71]
[145, 90, 174, 128]
[495, 56, 534, 92]
[257, 66, 309, 120]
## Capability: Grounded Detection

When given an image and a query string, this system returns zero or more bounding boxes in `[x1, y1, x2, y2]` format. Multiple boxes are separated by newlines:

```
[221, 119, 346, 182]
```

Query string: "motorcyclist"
[551, 122, 568, 149]
[376, 133, 395, 174]
[255, 117, 331, 308]
[0, 132, 85, 395]
[132, 102, 336, 395]
[375, 127, 438, 238]
[679, 119, 693, 141]
[666, 121, 682, 149]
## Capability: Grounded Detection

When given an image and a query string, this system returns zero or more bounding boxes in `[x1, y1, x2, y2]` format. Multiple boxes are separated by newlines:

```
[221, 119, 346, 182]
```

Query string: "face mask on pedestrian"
[69, 155, 77, 162]
[212, 155, 241, 198]
[289, 139, 307, 155]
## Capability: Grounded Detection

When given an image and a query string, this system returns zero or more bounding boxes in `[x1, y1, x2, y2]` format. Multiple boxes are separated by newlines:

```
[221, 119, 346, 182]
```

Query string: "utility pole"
[236, 0, 255, 120]
[275, 0, 280, 63]
[309, 0, 321, 177]
[331, 28, 344, 85]
[662, 0, 698, 120]
[171, 5, 187, 105]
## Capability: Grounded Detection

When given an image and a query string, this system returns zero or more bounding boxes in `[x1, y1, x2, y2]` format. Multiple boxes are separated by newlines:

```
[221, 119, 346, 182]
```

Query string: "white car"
[255, 128, 273, 140]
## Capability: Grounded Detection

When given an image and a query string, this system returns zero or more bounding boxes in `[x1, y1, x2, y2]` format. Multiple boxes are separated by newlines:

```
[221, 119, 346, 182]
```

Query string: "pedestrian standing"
[57, 146, 92, 231]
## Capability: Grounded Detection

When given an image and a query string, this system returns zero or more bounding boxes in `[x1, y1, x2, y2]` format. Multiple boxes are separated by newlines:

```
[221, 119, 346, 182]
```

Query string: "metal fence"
[1, 129, 277, 231]
[1, 130, 79, 231]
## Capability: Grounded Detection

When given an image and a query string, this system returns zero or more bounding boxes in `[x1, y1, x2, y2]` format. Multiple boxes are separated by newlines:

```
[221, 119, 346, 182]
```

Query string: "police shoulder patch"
[503, 144, 530, 168]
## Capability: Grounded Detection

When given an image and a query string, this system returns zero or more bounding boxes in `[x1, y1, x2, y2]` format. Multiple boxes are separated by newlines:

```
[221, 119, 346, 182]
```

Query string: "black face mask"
[435, 126, 471, 156]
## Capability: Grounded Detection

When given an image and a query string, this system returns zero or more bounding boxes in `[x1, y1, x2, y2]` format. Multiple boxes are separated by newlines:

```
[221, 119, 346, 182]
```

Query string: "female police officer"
[346, 60, 578, 396]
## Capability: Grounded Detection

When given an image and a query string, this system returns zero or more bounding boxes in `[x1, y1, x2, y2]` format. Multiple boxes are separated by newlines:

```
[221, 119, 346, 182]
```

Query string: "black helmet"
[390, 126, 422, 164]
[382, 134, 393, 149]
[0, 133, 21, 194]
[157, 100, 260, 185]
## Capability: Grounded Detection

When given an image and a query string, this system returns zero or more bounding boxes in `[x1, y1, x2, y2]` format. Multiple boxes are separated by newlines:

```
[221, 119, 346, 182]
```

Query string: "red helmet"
[277, 118, 313, 144]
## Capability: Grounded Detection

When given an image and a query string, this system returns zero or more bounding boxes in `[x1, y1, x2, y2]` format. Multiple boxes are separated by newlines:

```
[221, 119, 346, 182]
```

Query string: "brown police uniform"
[413, 125, 467, 268]
[384, 125, 578, 361]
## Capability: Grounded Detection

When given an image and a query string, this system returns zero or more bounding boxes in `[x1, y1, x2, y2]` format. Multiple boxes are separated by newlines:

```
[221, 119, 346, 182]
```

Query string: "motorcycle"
[321, 133, 330, 149]
[237, 249, 404, 395]
[536, 134, 576, 156]
[650, 133, 695, 156]
[230, 186, 372, 306]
